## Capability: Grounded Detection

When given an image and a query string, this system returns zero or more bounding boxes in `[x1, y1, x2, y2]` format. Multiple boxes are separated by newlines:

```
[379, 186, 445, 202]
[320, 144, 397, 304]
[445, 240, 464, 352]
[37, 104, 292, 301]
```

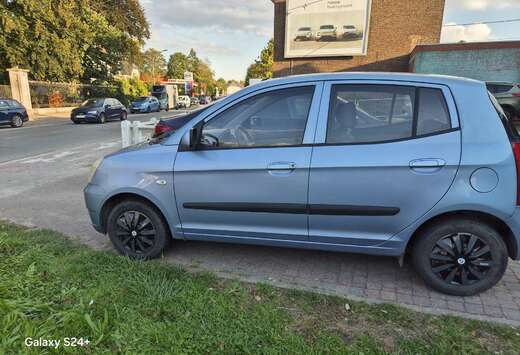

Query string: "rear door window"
[416, 88, 452, 136]
[326, 84, 453, 144]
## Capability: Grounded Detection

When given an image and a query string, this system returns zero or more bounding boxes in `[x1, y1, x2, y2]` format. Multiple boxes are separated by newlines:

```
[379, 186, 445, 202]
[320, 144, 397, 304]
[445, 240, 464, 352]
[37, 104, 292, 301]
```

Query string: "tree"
[245, 39, 274, 86]
[167, 52, 188, 79]
[0, 0, 149, 83]
[140, 49, 167, 84]
[216, 78, 227, 97]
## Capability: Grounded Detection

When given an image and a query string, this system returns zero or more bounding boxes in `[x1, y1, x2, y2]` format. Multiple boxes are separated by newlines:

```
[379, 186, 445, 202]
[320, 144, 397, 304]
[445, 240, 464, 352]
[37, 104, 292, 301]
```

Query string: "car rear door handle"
[268, 162, 296, 171]
[409, 159, 446, 170]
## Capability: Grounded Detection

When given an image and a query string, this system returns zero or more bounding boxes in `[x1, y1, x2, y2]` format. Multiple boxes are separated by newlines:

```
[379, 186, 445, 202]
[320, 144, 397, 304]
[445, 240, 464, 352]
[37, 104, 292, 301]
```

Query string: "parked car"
[153, 106, 211, 138]
[0, 98, 29, 128]
[294, 27, 313, 41]
[190, 96, 200, 106]
[486, 82, 520, 121]
[316, 25, 337, 41]
[85, 72, 520, 296]
[176, 95, 191, 109]
[341, 25, 360, 40]
[199, 96, 211, 105]
[130, 96, 161, 114]
[71, 98, 127, 124]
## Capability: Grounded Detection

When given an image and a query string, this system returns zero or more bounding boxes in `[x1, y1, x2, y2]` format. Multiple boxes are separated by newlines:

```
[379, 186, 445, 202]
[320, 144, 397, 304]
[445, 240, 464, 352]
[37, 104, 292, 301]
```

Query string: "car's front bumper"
[71, 113, 98, 122]
[84, 183, 107, 233]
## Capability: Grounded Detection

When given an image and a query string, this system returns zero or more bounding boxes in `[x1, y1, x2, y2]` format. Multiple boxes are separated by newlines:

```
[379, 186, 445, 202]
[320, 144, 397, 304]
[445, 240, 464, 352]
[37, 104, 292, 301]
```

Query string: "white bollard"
[121, 117, 160, 148]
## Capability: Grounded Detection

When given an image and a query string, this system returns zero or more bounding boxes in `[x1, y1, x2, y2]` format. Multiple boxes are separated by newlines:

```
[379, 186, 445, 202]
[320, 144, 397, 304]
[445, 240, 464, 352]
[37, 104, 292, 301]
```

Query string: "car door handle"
[267, 162, 296, 171]
[409, 159, 446, 169]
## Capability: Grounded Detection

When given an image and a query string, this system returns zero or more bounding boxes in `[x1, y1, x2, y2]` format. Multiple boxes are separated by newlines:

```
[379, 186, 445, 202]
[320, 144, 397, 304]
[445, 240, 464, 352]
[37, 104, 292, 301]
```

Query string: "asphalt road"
[0, 110, 185, 164]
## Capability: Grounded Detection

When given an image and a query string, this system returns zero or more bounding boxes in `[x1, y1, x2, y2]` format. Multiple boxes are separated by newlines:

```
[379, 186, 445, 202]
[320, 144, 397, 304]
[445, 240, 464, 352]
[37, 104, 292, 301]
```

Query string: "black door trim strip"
[183, 203, 399, 216]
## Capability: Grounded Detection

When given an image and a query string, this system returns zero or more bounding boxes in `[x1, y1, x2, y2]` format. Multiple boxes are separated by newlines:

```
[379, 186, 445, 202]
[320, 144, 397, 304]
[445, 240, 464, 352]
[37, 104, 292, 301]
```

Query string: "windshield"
[81, 99, 104, 107]
[344, 25, 355, 29]
[321, 25, 334, 30]
[135, 97, 149, 102]
[298, 27, 311, 31]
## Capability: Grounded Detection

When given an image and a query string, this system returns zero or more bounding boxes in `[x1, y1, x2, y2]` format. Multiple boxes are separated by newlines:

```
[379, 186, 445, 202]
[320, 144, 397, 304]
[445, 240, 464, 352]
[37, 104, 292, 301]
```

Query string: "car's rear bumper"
[84, 183, 107, 234]
[505, 207, 520, 260]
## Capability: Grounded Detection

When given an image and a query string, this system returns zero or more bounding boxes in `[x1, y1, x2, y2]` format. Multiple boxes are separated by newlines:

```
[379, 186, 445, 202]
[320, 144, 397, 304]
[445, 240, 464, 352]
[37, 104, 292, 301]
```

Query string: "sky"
[140, 0, 520, 81]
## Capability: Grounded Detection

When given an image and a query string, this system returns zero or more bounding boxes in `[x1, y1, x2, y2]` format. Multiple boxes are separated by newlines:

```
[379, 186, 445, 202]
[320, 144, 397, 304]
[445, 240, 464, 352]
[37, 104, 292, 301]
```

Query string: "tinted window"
[201, 86, 315, 148]
[416, 88, 451, 136]
[0, 100, 9, 109]
[7, 99, 21, 107]
[327, 85, 415, 144]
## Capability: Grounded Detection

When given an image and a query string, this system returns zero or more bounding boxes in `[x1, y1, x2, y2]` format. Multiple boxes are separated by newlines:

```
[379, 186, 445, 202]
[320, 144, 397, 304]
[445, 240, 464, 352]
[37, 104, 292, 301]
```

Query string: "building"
[227, 81, 244, 96]
[271, 0, 445, 77]
[411, 41, 520, 83]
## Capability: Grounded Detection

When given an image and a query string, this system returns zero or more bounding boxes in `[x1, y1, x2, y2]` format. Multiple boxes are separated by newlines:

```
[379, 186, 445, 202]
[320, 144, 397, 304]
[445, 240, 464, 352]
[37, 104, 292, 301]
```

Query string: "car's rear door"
[308, 81, 461, 247]
[173, 82, 323, 242]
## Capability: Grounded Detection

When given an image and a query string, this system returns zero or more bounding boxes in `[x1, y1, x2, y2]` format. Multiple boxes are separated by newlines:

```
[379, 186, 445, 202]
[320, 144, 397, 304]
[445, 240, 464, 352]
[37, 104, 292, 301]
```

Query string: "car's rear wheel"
[107, 200, 169, 260]
[11, 114, 23, 128]
[98, 113, 106, 124]
[120, 111, 127, 121]
[413, 217, 508, 296]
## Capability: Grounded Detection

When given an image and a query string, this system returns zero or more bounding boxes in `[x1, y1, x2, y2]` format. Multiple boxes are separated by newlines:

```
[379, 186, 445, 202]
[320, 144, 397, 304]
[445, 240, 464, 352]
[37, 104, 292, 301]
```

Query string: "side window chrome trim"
[314, 80, 460, 145]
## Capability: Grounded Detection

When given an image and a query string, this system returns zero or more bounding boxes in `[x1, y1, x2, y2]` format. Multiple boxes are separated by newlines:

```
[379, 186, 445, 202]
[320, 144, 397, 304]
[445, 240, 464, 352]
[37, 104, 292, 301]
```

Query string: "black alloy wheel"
[107, 200, 169, 259]
[115, 211, 156, 255]
[413, 218, 508, 296]
[430, 233, 493, 286]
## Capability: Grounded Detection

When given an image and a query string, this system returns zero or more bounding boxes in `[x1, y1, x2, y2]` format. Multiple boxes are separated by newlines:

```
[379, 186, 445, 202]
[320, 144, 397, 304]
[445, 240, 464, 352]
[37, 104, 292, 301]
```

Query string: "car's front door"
[173, 83, 323, 242]
[308, 82, 461, 247]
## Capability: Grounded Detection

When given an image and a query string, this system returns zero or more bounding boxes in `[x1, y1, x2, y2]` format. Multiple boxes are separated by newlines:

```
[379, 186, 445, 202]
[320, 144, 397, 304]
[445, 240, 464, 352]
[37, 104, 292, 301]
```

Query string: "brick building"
[271, 0, 446, 77]
[411, 41, 520, 83]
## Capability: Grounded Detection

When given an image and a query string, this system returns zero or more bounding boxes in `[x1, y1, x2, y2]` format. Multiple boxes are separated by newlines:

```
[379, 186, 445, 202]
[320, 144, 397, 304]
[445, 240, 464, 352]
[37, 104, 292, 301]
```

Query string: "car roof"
[237, 72, 483, 94]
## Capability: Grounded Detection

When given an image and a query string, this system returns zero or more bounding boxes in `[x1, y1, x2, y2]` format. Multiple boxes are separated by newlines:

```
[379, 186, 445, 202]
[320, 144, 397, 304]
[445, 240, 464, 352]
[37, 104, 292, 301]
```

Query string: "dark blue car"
[0, 98, 29, 128]
[71, 98, 127, 124]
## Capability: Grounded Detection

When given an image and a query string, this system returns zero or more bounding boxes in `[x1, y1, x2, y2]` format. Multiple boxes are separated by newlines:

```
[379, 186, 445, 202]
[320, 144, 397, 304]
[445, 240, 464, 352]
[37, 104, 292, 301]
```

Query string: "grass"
[1, 222, 520, 354]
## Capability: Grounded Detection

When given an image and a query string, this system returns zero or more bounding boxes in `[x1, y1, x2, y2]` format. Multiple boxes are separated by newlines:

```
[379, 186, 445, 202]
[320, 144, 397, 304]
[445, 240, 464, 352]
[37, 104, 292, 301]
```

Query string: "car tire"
[11, 114, 23, 128]
[412, 217, 508, 296]
[72, 119, 81, 124]
[120, 111, 127, 121]
[107, 199, 170, 260]
[98, 113, 106, 124]
[146, 106, 151, 113]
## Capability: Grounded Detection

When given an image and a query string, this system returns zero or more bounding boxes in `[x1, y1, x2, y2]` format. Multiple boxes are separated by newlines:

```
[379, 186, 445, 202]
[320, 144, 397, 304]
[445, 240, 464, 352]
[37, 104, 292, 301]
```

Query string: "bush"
[114, 78, 149, 106]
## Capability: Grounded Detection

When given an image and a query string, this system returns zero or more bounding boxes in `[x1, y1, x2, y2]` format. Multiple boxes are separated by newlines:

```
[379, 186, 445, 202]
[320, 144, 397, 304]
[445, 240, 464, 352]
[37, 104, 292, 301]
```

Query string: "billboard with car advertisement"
[285, 0, 371, 58]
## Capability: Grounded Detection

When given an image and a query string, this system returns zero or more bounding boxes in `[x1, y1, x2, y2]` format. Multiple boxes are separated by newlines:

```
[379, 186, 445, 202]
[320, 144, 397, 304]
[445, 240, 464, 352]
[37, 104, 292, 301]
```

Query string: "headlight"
[87, 110, 98, 115]
[88, 158, 103, 183]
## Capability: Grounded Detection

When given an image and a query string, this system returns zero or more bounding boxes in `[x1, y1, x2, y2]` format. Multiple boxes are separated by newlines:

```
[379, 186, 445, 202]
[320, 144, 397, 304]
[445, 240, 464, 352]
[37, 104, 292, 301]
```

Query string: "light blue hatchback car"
[85, 73, 520, 296]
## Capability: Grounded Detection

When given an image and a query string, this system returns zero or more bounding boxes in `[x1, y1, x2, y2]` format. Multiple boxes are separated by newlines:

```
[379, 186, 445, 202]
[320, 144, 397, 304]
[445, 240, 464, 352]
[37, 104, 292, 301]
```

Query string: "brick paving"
[166, 241, 520, 326]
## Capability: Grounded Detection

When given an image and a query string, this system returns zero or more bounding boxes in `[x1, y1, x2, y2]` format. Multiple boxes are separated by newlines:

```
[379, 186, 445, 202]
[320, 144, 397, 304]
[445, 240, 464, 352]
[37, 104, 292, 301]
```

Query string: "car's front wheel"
[107, 200, 170, 259]
[98, 113, 106, 124]
[413, 217, 508, 296]
[120, 111, 127, 121]
[11, 114, 23, 128]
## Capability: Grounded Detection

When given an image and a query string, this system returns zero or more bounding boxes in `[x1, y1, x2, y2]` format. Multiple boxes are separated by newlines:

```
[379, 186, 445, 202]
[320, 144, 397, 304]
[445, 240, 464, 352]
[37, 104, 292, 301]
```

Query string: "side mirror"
[179, 122, 203, 152]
